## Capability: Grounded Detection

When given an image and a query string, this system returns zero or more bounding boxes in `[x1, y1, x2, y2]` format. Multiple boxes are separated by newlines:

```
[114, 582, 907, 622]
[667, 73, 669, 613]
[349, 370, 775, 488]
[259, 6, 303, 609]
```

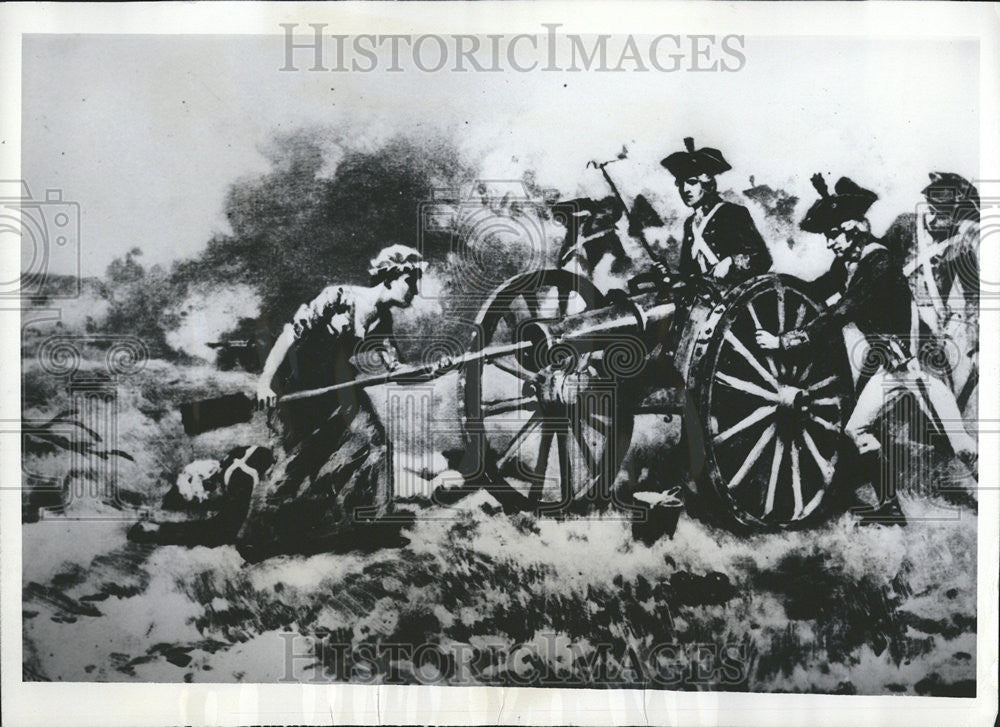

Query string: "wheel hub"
[775, 383, 811, 431]
[533, 360, 595, 413]
[776, 384, 805, 411]
[534, 366, 569, 411]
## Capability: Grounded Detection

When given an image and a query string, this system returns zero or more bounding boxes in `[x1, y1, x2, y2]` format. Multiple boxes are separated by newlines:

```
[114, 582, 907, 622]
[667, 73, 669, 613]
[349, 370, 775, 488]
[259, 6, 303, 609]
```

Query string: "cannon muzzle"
[520, 291, 674, 368]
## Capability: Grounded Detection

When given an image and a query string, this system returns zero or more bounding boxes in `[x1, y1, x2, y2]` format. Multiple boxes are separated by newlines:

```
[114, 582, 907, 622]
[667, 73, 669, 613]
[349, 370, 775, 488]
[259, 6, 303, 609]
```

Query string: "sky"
[21, 33, 979, 277]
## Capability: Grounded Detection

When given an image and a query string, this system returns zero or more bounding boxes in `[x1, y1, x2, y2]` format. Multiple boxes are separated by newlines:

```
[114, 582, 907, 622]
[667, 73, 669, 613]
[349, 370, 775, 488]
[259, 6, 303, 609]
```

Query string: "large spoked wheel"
[459, 269, 635, 515]
[691, 275, 855, 531]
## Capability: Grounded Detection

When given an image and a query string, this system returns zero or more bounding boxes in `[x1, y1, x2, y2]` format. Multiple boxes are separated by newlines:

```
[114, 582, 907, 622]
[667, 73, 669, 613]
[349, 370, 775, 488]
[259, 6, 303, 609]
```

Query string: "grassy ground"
[21, 356, 978, 694]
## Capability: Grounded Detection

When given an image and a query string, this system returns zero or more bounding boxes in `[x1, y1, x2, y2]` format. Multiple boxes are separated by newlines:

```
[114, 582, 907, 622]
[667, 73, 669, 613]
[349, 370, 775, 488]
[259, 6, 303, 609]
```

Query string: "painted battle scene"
[18, 34, 982, 694]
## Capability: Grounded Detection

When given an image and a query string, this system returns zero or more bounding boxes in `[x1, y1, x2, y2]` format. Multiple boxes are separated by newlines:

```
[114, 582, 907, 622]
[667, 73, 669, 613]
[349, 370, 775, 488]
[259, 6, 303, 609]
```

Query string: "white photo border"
[1, 2, 997, 725]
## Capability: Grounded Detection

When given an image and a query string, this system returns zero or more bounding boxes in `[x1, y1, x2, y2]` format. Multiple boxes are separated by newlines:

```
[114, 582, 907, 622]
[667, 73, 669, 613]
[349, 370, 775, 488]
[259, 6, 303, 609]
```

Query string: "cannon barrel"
[520, 290, 674, 363]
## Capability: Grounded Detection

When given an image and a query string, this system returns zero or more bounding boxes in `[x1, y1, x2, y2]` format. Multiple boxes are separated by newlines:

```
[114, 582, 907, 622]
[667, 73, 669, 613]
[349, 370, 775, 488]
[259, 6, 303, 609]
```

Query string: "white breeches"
[845, 368, 977, 456]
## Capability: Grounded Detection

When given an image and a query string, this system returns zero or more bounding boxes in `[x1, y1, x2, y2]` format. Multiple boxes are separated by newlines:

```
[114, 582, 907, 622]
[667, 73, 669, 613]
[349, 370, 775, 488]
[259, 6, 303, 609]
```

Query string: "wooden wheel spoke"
[806, 375, 839, 393]
[570, 421, 600, 476]
[713, 405, 777, 445]
[724, 331, 781, 389]
[482, 395, 537, 417]
[795, 362, 813, 384]
[490, 355, 537, 382]
[808, 396, 841, 407]
[528, 429, 555, 498]
[789, 440, 804, 519]
[793, 303, 808, 328]
[776, 280, 786, 334]
[745, 301, 779, 378]
[801, 429, 834, 486]
[496, 415, 542, 468]
[799, 488, 826, 519]
[807, 413, 841, 435]
[765, 356, 780, 379]
[728, 423, 777, 490]
[764, 436, 785, 516]
[716, 373, 781, 403]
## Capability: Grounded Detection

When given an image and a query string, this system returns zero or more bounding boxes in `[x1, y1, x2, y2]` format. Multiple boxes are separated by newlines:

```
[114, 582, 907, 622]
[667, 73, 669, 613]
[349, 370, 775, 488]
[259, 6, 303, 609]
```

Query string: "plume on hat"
[810, 173, 830, 199]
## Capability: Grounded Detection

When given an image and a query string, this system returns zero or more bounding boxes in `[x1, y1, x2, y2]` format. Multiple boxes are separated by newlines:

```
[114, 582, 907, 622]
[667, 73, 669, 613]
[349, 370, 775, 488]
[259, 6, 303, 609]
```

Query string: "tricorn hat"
[800, 174, 879, 233]
[660, 137, 732, 179]
[921, 172, 980, 212]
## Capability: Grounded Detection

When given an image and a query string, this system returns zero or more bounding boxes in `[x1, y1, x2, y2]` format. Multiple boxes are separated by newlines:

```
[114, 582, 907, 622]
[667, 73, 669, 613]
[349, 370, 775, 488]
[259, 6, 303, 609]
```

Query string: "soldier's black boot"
[847, 441, 908, 527]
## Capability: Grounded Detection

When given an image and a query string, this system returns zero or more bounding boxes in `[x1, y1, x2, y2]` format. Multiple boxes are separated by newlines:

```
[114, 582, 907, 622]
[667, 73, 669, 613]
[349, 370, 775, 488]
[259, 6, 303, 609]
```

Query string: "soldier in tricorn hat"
[886, 172, 981, 328]
[881, 172, 981, 410]
[922, 173, 980, 236]
[754, 175, 977, 525]
[660, 137, 771, 285]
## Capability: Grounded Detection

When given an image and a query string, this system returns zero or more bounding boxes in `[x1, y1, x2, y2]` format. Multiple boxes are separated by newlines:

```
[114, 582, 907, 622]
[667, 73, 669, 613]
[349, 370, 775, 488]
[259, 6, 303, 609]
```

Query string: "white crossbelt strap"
[224, 446, 262, 488]
[907, 220, 948, 330]
[690, 202, 724, 273]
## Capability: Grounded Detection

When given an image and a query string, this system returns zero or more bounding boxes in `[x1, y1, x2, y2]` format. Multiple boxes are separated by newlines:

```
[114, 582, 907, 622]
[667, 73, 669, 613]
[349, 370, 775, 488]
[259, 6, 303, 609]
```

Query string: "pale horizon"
[22, 33, 979, 277]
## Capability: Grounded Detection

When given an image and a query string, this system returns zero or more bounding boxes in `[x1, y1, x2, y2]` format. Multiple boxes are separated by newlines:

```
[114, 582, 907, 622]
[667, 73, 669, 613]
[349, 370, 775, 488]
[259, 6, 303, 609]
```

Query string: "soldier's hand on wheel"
[711, 257, 733, 280]
[652, 261, 671, 281]
[755, 330, 780, 350]
[255, 384, 278, 410]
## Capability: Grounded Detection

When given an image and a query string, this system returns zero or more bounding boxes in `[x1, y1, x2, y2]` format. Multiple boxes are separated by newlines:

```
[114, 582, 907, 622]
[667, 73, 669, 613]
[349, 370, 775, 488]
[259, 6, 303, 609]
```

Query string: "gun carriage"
[182, 150, 857, 533]
[183, 265, 856, 533]
[454, 267, 855, 532]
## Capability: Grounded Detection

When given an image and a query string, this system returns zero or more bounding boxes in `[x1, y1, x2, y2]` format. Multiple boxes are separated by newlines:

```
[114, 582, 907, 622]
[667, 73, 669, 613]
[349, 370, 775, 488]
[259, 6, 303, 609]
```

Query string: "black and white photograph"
[2, 3, 998, 725]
